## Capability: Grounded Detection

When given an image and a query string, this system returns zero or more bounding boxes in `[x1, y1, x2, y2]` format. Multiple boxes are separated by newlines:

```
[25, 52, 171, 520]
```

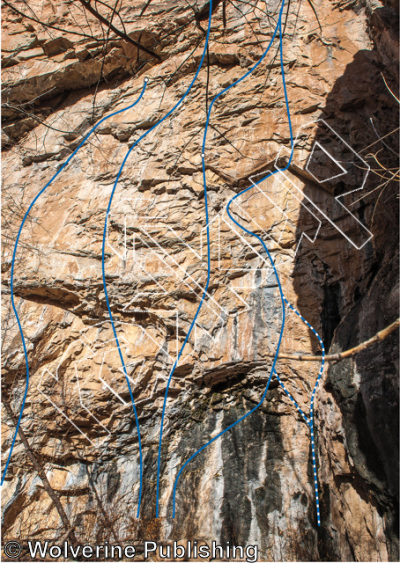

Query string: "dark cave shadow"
[288, 34, 399, 558]
[291, 46, 398, 350]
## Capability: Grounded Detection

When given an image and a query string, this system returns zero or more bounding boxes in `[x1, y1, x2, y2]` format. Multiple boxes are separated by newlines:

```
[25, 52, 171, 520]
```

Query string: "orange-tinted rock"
[1, 0, 398, 560]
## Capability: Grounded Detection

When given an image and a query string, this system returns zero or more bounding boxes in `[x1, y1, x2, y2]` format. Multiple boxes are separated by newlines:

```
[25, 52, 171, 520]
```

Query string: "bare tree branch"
[2, 0, 102, 41]
[306, 0, 322, 33]
[77, 0, 161, 60]
[140, 0, 154, 17]
[381, 72, 400, 104]
[95, 0, 129, 35]
[361, 126, 400, 154]
[2, 397, 78, 544]
[264, 318, 399, 362]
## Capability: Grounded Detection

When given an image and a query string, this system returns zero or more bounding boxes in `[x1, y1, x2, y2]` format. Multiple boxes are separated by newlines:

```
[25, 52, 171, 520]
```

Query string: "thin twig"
[2, 398, 78, 544]
[77, 0, 161, 60]
[2, 0, 102, 42]
[140, 0, 154, 17]
[369, 117, 399, 157]
[381, 72, 400, 104]
[306, 0, 322, 33]
[360, 126, 400, 154]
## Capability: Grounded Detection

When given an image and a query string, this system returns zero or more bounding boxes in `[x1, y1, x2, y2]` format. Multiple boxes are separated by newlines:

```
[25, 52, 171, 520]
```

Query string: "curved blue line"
[102, 1, 214, 519]
[1, 82, 147, 487]
[171, 3, 294, 518]
[282, 298, 325, 525]
[275, 370, 310, 425]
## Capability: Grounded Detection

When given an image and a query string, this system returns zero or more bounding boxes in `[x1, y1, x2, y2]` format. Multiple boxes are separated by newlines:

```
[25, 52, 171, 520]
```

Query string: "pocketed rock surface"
[1, 0, 399, 560]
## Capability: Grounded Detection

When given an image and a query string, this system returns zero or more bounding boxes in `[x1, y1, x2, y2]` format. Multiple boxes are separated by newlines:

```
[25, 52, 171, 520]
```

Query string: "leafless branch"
[2, 396, 78, 545]
[77, 0, 161, 60]
[2, 0, 103, 41]
[264, 318, 399, 362]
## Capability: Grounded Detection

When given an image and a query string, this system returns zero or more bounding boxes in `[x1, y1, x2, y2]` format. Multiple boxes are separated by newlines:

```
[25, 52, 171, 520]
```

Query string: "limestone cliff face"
[1, 0, 398, 560]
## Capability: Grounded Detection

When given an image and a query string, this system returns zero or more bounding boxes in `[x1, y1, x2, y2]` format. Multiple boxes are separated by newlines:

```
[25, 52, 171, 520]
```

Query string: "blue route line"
[2, 0, 326, 529]
[1, 82, 147, 487]
[102, 0, 214, 519]
[276, 298, 325, 525]
[171, 6, 326, 519]
[274, 368, 310, 426]
[171, 7, 326, 520]
[169, 0, 292, 519]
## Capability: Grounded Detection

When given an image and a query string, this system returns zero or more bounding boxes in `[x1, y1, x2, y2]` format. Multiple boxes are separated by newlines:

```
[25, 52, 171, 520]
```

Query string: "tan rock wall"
[2, 0, 398, 560]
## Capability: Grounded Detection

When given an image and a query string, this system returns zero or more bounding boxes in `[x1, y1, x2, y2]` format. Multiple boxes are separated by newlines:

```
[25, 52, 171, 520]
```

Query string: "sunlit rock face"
[1, 0, 398, 560]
